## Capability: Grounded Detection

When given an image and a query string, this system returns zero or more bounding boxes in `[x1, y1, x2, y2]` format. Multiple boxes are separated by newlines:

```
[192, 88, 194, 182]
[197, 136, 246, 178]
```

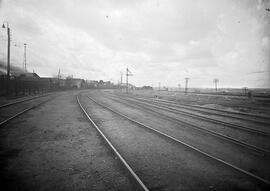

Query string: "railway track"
[133, 96, 270, 125]
[107, 95, 270, 156]
[105, 93, 270, 153]
[155, 97, 270, 121]
[77, 95, 149, 191]
[154, 90, 270, 100]
[78, 93, 270, 190]
[0, 93, 52, 109]
[108, 93, 270, 137]
[0, 94, 56, 127]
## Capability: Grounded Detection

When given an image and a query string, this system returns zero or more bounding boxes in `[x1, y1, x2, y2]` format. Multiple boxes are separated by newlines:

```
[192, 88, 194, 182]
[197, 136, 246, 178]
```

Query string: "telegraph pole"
[23, 43, 27, 72]
[126, 68, 128, 94]
[159, 82, 161, 92]
[58, 68, 61, 79]
[2, 22, 10, 95]
[213, 78, 219, 93]
[120, 71, 123, 91]
[7, 27, 10, 95]
[185, 78, 189, 94]
[126, 68, 132, 94]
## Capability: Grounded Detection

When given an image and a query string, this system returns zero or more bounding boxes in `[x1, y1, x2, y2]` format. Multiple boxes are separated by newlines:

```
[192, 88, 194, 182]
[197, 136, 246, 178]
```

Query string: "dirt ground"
[0, 91, 138, 191]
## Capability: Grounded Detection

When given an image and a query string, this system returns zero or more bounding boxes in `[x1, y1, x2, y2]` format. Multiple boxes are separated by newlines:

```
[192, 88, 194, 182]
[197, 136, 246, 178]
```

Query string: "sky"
[0, 0, 269, 88]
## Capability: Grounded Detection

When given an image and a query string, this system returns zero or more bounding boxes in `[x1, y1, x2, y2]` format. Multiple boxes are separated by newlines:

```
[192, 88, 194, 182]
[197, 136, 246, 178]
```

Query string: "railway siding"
[106, 93, 270, 151]
[80, 93, 266, 190]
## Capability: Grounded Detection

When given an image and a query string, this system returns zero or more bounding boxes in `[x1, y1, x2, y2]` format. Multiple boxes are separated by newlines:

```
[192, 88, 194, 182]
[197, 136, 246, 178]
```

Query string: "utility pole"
[185, 78, 189, 94]
[213, 78, 219, 93]
[23, 43, 27, 72]
[58, 68, 60, 79]
[126, 68, 128, 94]
[2, 22, 10, 95]
[57, 68, 61, 89]
[159, 82, 161, 92]
[120, 71, 123, 91]
[242, 87, 248, 96]
[126, 68, 133, 94]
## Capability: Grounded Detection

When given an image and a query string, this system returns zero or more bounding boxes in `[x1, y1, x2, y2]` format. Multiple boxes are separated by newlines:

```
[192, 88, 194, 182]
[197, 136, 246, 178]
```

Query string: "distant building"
[71, 78, 84, 88]
[58, 79, 66, 87]
[18, 72, 40, 79]
[141, 86, 153, 90]
[66, 78, 85, 88]
[0, 70, 40, 79]
[86, 80, 99, 88]
[120, 83, 136, 90]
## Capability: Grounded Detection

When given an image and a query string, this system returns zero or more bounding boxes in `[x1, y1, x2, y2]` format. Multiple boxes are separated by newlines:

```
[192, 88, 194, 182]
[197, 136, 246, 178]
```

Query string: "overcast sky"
[0, 0, 269, 88]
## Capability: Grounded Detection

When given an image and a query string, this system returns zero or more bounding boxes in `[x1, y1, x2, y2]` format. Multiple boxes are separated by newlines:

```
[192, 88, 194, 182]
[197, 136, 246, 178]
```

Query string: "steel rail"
[147, 89, 270, 99]
[108, 92, 270, 126]
[113, 94, 270, 137]
[0, 96, 55, 127]
[158, 98, 270, 118]
[0, 93, 51, 109]
[107, 95, 270, 156]
[77, 95, 149, 191]
[122, 93, 270, 121]
[86, 95, 270, 186]
[137, 96, 270, 125]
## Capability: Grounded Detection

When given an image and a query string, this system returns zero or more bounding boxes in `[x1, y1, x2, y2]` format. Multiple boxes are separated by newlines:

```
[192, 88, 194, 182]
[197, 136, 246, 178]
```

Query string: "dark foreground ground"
[0, 91, 136, 191]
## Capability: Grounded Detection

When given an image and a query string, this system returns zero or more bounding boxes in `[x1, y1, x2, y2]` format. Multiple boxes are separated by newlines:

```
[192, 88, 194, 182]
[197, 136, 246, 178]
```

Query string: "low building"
[120, 83, 136, 90]
[66, 78, 85, 89]
[18, 72, 40, 79]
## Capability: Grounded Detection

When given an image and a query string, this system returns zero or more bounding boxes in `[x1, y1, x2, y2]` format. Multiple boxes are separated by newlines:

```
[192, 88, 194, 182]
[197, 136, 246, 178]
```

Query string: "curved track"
[108, 93, 270, 137]
[77, 95, 149, 191]
[83, 93, 270, 188]
[107, 95, 270, 156]
[135, 96, 270, 124]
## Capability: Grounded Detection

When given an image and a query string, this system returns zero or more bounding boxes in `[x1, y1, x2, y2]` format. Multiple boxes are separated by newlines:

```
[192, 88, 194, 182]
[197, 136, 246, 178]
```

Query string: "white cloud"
[0, 0, 269, 88]
[262, 36, 269, 48]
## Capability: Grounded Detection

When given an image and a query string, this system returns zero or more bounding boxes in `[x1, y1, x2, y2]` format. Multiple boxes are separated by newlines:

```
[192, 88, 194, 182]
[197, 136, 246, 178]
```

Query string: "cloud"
[248, 70, 270, 74]
[0, 0, 269, 88]
[0, 60, 26, 74]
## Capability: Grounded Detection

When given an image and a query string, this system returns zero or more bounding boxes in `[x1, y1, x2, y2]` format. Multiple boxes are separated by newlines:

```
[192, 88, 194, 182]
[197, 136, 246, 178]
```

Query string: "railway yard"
[0, 89, 270, 191]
